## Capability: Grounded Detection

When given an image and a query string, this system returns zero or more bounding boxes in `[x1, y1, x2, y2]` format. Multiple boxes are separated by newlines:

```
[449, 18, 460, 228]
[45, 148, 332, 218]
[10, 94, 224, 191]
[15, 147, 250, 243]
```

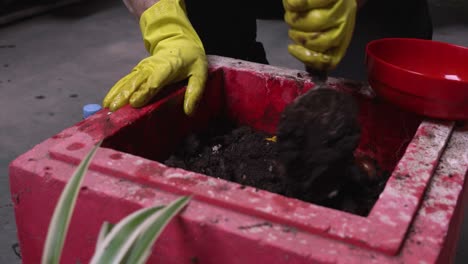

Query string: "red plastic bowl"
[365, 38, 468, 120]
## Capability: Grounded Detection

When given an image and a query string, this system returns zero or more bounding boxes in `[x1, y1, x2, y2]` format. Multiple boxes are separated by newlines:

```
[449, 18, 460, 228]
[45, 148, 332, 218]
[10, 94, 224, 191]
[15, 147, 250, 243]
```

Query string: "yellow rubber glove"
[103, 0, 207, 115]
[283, 0, 357, 71]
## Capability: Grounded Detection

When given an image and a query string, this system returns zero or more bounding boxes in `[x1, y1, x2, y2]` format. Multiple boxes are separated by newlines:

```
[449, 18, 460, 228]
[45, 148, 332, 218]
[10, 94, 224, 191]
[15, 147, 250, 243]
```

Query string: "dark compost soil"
[164, 119, 390, 216]
[164, 89, 391, 216]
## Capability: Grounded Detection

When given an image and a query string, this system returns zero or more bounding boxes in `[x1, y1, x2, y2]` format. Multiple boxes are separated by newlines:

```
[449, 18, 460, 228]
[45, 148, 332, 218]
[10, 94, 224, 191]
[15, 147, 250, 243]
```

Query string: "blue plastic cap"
[83, 104, 102, 119]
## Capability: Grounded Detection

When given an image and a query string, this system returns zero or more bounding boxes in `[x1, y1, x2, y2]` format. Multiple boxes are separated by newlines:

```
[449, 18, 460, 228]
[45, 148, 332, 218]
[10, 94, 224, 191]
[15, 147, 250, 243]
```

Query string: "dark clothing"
[185, 0, 433, 80]
[334, 0, 433, 80]
[358, 0, 433, 39]
[185, 0, 261, 62]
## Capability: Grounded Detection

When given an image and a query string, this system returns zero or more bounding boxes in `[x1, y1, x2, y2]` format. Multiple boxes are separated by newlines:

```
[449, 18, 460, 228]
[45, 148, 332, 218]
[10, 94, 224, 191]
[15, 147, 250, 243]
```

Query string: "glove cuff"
[139, 0, 203, 54]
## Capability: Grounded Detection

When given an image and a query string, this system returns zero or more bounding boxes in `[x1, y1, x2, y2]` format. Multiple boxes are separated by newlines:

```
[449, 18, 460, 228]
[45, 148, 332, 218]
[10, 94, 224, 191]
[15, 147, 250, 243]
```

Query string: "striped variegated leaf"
[41, 140, 102, 264]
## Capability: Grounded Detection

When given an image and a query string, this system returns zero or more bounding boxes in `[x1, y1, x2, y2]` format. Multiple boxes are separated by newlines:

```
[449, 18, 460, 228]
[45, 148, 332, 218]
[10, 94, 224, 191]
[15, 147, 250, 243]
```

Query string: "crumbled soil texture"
[164, 119, 390, 216]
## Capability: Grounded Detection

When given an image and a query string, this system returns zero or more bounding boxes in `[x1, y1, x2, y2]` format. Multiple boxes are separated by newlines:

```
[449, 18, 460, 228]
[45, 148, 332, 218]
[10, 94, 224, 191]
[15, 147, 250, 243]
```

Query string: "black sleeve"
[254, 0, 285, 20]
[358, 0, 432, 39]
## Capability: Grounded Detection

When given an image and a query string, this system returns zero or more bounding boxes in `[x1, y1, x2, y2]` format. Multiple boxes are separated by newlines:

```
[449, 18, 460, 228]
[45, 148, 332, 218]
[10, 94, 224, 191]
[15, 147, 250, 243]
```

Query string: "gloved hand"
[283, 0, 357, 71]
[103, 0, 208, 115]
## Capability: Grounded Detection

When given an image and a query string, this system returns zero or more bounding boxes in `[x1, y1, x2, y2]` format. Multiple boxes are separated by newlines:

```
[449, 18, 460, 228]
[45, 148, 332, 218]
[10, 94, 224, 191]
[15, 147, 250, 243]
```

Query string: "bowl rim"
[369, 78, 468, 120]
[365, 38, 468, 87]
[369, 78, 468, 105]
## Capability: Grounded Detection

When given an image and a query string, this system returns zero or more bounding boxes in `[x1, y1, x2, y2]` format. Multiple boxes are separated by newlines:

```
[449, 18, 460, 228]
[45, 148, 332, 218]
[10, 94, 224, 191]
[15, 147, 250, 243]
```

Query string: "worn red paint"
[109, 153, 123, 160]
[66, 142, 85, 151]
[9, 56, 468, 263]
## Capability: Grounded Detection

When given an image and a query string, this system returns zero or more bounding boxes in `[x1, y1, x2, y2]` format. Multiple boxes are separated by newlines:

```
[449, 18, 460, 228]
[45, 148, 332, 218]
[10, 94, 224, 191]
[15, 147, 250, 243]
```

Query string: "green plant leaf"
[41, 140, 102, 264]
[96, 222, 114, 251]
[89, 205, 165, 264]
[125, 196, 191, 264]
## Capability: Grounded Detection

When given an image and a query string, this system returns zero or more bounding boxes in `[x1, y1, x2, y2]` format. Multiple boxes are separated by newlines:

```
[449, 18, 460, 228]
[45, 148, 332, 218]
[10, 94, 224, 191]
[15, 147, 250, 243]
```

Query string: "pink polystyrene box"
[10, 56, 468, 264]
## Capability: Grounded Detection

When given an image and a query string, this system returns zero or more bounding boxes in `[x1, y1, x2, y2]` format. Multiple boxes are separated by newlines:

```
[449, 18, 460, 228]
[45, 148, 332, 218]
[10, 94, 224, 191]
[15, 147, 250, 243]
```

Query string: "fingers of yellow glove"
[283, 0, 337, 12]
[284, 9, 336, 32]
[128, 81, 155, 108]
[183, 60, 208, 115]
[128, 60, 174, 108]
[330, 17, 356, 68]
[288, 44, 335, 71]
[284, 0, 351, 32]
[103, 72, 134, 108]
[103, 71, 148, 112]
[324, 3, 357, 68]
[288, 26, 344, 53]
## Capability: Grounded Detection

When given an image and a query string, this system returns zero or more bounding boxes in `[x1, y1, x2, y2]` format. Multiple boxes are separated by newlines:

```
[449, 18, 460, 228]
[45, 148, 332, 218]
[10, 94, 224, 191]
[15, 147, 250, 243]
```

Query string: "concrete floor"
[1, 0, 467, 263]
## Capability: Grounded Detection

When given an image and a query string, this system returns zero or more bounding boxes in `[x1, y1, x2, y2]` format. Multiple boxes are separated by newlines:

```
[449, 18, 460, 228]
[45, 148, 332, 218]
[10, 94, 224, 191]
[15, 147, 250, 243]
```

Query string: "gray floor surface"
[1, 0, 467, 263]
